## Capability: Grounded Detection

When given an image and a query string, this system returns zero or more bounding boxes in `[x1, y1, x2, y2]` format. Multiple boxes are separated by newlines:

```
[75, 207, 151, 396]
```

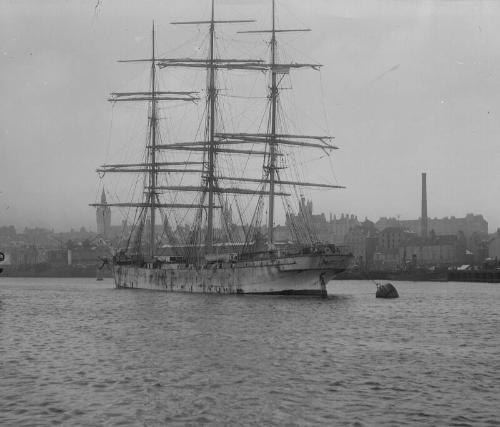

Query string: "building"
[467, 231, 490, 264]
[372, 227, 462, 270]
[329, 213, 360, 245]
[489, 230, 500, 260]
[373, 173, 486, 268]
[9, 245, 46, 266]
[285, 197, 327, 243]
[401, 233, 458, 267]
[376, 214, 488, 239]
[343, 219, 379, 269]
[96, 189, 111, 237]
[285, 197, 359, 244]
[372, 227, 406, 270]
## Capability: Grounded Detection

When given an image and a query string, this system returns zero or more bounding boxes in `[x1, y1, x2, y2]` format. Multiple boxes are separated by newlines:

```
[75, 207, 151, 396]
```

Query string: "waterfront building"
[8, 245, 46, 266]
[343, 220, 379, 269]
[372, 227, 407, 270]
[401, 233, 458, 267]
[467, 231, 490, 264]
[488, 229, 500, 260]
[375, 214, 488, 238]
[372, 227, 463, 269]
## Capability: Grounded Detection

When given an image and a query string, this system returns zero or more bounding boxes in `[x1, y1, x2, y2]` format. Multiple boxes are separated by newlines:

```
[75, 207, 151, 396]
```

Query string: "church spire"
[97, 188, 111, 236]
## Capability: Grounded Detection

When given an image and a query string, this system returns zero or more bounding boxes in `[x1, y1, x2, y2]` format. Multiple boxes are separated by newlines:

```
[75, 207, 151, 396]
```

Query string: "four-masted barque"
[91, 0, 353, 296]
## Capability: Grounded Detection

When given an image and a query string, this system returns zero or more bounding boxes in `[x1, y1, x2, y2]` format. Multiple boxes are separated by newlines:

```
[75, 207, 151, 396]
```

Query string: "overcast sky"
[1, 0, 500, 232]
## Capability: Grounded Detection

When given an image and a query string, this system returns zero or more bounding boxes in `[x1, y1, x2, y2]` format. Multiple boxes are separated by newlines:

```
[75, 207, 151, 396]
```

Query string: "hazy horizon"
[1, 0, 499, 232]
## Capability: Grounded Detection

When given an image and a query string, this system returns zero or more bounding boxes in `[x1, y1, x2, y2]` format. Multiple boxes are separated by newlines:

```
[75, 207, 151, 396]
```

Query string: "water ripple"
[1, 278, 499, 425]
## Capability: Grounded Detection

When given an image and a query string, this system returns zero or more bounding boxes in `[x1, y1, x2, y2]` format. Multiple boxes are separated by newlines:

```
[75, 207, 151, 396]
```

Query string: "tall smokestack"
[421, 172, 428, 239]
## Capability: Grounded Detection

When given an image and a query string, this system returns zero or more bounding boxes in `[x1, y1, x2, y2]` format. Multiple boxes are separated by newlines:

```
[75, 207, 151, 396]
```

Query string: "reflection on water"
[1, 278, 499, 426]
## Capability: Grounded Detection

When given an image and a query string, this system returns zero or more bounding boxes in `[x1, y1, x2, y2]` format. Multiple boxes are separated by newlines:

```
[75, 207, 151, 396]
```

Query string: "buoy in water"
[376, 282, 399, 298]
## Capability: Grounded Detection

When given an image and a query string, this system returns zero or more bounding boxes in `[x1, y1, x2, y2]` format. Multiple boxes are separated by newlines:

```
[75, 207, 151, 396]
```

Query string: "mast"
[237, 2, 325, 247]
[149, 21, 157, 258]
[267, 0, 277, 245]
[206, 0, 216, 251]
[91, 23, 200, 257]
[165, 2, 256, 252]
[95, 4, 337, 256]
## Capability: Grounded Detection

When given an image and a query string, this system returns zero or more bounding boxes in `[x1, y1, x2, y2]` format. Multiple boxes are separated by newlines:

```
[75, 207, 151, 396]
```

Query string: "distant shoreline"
[0, 266, 112, 279]
[336, 270, 448, 282]
[2, 268, 499, 283]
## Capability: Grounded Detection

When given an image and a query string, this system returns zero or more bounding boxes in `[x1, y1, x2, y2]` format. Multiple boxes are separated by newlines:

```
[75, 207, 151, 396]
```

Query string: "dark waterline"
[1, 278, 499, 426]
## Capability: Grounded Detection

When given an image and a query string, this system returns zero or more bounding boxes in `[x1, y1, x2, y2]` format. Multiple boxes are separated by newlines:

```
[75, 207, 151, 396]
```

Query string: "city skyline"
[1, 0, 500, 231]
[0, 206, 490, 237]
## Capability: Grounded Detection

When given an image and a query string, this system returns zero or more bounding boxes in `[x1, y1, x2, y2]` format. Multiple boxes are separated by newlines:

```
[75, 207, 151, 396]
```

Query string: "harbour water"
[1, 278, 499, 426]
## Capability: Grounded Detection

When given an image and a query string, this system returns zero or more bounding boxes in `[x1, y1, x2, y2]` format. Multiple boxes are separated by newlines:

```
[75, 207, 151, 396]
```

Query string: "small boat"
[376, 282, 399, 298]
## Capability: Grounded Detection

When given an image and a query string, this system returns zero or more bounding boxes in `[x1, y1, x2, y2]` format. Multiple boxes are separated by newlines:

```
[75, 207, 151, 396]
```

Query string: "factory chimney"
[421, 172, 428, 239]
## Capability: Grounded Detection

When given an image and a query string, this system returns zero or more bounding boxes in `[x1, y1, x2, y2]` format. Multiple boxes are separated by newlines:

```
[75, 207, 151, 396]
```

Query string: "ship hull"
[112, 254, 351, 295]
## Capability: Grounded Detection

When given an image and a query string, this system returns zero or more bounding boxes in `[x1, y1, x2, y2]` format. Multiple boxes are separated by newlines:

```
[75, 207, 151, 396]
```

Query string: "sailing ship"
[91, 0, 353, 296]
